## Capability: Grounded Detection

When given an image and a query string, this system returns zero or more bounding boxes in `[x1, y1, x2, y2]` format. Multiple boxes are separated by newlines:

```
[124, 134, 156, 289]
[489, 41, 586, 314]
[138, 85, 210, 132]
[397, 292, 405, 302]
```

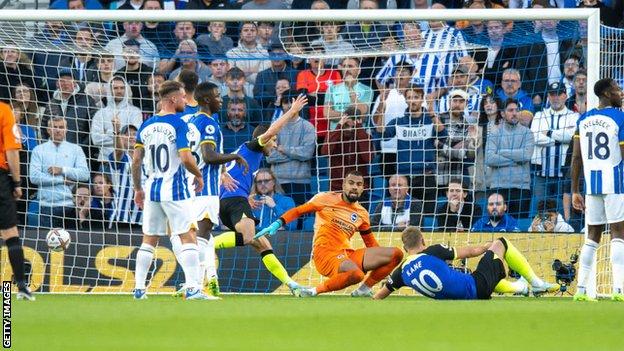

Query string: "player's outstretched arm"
[455, 243, 491, 260]
[259, 95, 308, 145]
[254, 201, 320, 239]
[201, 143, 249, 173]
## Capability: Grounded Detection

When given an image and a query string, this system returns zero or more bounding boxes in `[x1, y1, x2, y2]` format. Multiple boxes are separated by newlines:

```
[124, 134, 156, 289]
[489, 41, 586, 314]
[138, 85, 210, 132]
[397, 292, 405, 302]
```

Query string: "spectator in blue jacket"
[380, 84, 446, 215]
[471, 192, 520, 232]
[250, 168, 297, 231]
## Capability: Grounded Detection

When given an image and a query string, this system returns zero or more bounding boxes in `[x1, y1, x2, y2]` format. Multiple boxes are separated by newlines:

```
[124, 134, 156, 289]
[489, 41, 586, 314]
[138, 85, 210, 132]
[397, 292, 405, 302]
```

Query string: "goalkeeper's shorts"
[313, 246, 366, 277]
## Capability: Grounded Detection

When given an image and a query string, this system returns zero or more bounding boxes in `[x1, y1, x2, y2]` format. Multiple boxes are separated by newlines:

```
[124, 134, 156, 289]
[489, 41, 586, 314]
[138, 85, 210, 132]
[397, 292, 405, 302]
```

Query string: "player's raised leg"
[352, 247, 404, 297]
[492, 237, 559, 295]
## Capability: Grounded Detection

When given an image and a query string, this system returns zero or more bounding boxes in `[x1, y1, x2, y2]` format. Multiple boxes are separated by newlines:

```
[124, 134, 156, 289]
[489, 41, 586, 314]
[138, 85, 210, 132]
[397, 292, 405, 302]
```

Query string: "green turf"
[10, 295, 623, 351]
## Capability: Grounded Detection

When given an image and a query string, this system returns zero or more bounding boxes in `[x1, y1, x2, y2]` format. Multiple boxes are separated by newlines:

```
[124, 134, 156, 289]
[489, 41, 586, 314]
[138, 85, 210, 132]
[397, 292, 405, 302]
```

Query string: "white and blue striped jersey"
[375, 53, 442, 94]
[180, 103, 199, 122]
[576, 107, 624, 195]
[136, 113, 193, 202]
[105, 152, 143, 225]
[187, 112, 223, 197]
[422, 26, 468, 87]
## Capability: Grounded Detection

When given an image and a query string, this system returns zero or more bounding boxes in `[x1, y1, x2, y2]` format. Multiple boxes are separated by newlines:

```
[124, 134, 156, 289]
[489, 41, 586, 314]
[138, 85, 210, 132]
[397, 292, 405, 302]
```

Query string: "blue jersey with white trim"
[220, 139, 264, 199]
[576, 107, 624, 195]
[136, 113, 192, 202]
[188, 112, 223, 197]
[386, 244, 477, 300]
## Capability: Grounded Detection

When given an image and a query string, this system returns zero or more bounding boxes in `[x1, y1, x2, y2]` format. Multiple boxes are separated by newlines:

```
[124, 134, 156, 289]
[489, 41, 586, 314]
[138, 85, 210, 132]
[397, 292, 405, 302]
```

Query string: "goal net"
[0, 8, 614, 296]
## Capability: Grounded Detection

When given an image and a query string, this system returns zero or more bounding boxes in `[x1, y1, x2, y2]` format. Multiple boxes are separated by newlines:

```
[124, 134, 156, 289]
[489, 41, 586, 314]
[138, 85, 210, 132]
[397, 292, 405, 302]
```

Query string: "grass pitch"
[11, 294, 623, 351]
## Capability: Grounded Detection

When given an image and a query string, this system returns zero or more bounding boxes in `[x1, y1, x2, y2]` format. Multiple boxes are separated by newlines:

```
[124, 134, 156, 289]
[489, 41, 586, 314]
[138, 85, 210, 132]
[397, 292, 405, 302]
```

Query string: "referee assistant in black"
[0, 101, 34, 300]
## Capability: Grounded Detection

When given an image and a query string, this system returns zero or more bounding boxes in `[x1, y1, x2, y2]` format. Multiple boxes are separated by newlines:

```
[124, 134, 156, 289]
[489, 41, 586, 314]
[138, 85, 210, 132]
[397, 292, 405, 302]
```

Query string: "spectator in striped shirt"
[102, 124, 143, 227]
[530, 82, 579, 215]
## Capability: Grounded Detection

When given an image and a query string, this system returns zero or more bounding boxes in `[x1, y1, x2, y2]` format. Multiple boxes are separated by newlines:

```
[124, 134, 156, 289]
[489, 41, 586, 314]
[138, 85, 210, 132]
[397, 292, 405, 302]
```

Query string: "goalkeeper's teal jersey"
[386, 244, 478, 300]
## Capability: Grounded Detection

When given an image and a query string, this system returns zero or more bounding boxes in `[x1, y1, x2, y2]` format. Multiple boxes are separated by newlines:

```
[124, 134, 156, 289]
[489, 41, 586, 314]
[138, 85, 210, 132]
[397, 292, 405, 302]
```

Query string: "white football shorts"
[585, 194, 624, 225]
[143, 199, 197, 236]
[193, 195, 220, 224]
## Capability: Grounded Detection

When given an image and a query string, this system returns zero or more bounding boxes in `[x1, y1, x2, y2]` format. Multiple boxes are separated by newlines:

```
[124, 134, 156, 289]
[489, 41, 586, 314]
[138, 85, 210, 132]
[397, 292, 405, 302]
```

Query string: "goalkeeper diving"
[374, 226, 560, 300]
[256, 171, 404, 297]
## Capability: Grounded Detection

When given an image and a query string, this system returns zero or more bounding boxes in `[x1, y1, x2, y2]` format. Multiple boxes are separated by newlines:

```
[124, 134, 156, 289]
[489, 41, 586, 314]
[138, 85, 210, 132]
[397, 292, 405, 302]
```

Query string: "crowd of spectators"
[1, 0, 622, 233]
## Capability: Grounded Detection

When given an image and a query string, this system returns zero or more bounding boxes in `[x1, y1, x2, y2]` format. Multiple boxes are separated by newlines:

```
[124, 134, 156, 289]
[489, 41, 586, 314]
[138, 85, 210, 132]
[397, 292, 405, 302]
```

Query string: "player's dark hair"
[195, 82, 219, 106]
[594, 78, 615, 98]
[253, 124, 269, 139]
[177, 69, 199, 94]
[401, 226, 423, 250]
[345, 170, 364, 178]
[158, 80, 183, 99]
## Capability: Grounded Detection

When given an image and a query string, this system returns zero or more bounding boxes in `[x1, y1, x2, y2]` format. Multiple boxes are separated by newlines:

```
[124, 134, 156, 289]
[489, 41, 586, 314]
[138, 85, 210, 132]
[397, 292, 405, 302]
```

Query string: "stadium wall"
[0, 229, 604, 295]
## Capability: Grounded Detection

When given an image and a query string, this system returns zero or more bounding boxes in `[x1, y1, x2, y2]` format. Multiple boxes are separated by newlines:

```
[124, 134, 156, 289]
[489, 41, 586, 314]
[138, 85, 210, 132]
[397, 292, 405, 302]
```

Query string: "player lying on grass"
[212, 95, 308, 294]
[374, 226, 560, 300]
[256, 171, 404, 297]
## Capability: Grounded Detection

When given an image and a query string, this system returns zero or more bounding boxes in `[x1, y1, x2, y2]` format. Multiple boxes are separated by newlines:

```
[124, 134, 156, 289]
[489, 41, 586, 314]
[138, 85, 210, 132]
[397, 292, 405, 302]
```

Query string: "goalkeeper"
[256, 171, 404, 297]
[374, 226, 560, 300]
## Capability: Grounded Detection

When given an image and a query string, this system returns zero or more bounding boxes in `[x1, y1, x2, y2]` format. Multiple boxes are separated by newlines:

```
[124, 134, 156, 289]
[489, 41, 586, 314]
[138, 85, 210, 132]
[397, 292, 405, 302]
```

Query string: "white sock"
[135, 243, 155, 290]
[510, 279, 528, 293]
[197, 237, 209, 285]
[357, 284, 372, 293]
[587, 254, 597, 298]
[610, 238, 624, 295]
[204, 235, 218, 279]
[577, 239, 599, 295]
[178, 242, 200, 290]
[170, 235, 182, 258]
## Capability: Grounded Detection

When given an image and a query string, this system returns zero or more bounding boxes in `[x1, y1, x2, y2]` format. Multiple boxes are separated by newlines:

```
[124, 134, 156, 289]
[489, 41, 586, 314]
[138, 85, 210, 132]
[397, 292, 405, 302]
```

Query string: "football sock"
[610, 238, 624, 295]
[363, 247, 403, 287]
[197, 237, 210, 286]
[205, 235, 218, 279]
[500, 238, 544, 287]
[317, 269, 365, 294]
[214, 232, 244, 249]
[5, 237, 26, 286]
[576, 239, 599, 295]
[260, 250, 290, 284]
[135, 243, 155, 290]
[179, 243, 200, 289]
[170, 235, 182, 257]
[494, 279, 527, 294]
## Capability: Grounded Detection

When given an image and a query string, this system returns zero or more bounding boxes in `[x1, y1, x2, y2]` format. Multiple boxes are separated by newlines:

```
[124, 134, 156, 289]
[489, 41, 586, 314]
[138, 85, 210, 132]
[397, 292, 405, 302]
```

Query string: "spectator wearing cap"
[325, 57, 372, 131]
[310, 22, 356, 67]
[254, 43, 299, 112]
[43, 69, 96, 152]
[378, 84, 447, 215]
[221, 67, 263, 126]
[437, 88, 481, 187]
[266, 90, 316, 207]
[495, 68, 535, 127]
[436, 65, 480, 122]
[116, 40, 154, 109]
[167, 40, 212, 83]
[104, 21, 160, 72]
[530, 81, 579, 213]
[196, 21, 234, 56]
[485, 98, 535, 218]
[91, 76, 143, 163]
[226, 22, 272, 87]
[343, 0, 393, 50]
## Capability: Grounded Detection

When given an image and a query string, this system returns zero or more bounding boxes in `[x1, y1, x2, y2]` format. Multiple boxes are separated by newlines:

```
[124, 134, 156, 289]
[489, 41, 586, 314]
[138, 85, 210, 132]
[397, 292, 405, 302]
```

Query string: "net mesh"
[0, 13, 616, 296]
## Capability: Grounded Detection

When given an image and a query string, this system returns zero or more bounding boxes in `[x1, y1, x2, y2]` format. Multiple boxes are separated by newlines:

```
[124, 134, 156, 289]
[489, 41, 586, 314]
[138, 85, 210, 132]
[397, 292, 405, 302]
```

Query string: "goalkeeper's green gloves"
[254, 219, 283, 239]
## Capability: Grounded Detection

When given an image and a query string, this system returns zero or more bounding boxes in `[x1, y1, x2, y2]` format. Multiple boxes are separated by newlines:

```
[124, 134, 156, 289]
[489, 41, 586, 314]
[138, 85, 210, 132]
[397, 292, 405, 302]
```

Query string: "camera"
[551, 252, 578, 293]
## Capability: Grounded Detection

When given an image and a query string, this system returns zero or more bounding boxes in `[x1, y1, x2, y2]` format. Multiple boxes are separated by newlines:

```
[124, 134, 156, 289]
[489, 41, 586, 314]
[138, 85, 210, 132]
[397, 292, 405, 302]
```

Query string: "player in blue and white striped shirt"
[131, 80, 210, 300]
[571, 78, 624, 301]
[181, 82, 248, 296]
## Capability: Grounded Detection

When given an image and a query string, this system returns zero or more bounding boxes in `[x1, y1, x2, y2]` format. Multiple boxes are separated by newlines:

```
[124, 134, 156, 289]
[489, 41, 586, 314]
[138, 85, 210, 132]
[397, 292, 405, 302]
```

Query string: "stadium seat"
[421, 216, 437, 231]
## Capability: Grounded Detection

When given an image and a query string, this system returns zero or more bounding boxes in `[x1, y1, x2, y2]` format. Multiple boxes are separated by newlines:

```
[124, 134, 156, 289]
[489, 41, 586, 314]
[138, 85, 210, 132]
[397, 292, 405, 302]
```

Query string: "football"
[46, 228, 72, 252]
